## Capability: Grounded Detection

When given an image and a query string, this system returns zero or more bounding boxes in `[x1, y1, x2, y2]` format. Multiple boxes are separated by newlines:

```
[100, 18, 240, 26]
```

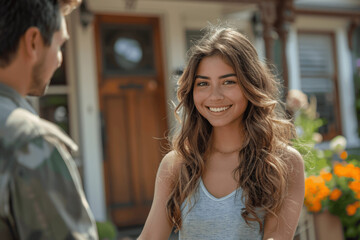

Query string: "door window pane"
[100, 23, 156, 77]
[114, 37, 143, 69]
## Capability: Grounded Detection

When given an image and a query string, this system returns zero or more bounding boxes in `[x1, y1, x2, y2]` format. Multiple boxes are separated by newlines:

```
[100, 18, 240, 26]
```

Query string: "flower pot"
[313, 210, 344, 240]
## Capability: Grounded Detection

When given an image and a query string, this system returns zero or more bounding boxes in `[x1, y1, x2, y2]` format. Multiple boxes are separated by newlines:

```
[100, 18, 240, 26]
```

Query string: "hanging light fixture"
[80, 0, 94, 28]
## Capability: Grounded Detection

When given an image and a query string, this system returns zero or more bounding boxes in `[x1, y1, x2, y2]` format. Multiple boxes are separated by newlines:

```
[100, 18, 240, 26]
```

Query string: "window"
[298, 32, 342, 140]
[100, 23, 156, 77]
[39, 94, 70, 134]
[353, 27, 360, 137]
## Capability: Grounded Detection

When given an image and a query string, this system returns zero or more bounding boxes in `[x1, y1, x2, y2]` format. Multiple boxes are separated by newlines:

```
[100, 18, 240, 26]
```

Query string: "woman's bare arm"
[263, 147, 305, 240]
[138, 151, 180, 240]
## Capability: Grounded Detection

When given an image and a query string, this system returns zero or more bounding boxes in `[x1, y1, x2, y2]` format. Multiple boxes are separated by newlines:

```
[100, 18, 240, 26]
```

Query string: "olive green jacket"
[0, 83, 98, 240]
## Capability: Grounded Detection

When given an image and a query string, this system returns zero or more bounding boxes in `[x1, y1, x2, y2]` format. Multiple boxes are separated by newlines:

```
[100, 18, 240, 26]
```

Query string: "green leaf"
[346, 226, 358, 238]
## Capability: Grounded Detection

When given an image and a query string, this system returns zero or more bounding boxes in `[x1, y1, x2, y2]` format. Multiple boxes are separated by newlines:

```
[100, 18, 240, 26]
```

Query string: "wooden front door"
[94, 15, 168, 227]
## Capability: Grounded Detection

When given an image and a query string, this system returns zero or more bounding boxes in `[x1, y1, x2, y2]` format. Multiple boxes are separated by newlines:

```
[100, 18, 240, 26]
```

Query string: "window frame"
[297, 30, 342, 140]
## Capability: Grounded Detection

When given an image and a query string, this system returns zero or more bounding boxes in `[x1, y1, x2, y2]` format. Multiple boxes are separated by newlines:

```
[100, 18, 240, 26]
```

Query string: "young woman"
[138, 25, 305, 240]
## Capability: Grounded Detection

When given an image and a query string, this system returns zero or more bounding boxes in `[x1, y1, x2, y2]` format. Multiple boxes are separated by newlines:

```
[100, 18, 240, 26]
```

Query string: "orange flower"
[346, 202, 360, 216]
[320, 170, 332, 181]
[306, 200, 322, 212]
[346, 205, 357, 216]
[329, 189, 342, 201]
[334, 163, 360, 179]
[334, 163, 347, 177]
[317, 187, 330, 199]
[349, 165, 360, 180]
[351, 167, 360, 181]
[339, 151, 348, 160]
[349, 181, 360, 193]
[304, 175, 330, 212]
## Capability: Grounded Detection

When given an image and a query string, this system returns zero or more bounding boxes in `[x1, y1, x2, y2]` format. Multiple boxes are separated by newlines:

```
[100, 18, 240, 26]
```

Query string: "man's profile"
[0, 0, 98, 239]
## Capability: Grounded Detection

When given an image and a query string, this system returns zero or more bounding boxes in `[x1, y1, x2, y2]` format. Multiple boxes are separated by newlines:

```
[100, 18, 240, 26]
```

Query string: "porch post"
[258, 0, 295, 91]
[69, 9, 107, 222]
[258, 1, 277, 63]
[274, 0, 295, 90]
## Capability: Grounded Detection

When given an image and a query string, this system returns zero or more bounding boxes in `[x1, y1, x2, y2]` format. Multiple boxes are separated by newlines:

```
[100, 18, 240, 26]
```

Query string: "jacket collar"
[0, 82, 37, 115]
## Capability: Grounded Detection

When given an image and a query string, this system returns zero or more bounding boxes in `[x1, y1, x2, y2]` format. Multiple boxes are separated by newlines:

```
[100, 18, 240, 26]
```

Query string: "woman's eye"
[224, 80, 236, 85]
[196, 82, 208, 86]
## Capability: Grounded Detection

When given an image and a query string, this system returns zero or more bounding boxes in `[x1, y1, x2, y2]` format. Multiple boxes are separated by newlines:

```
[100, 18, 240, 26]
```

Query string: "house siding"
[63, 0, 360, 222]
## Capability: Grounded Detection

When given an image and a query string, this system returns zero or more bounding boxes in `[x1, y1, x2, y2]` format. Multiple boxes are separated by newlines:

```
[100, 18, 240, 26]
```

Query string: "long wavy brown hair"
[166, 25, 296, 232]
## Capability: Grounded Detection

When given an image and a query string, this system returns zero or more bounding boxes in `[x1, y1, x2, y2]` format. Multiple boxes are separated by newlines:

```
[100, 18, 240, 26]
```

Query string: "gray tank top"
[179, 178, 264, 240]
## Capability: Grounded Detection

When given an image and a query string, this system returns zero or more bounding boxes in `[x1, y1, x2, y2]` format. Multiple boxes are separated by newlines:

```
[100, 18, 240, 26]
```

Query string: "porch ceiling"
[146, 0, 266, 2]
[135, 0, 272, 5]
[133, 0, 272, 15]
[87, 0, 260, 19]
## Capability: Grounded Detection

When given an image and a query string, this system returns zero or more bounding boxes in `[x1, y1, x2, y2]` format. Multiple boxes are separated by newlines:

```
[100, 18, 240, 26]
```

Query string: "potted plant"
[287, 90, 360, 239]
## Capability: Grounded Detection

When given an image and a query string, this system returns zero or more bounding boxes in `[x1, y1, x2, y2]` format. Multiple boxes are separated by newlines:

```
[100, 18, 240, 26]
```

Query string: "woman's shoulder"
[161, 150, 182, 168]
[285, 146, 303, 165]
[157, 150, 183, 180]
[282, 146, 305, 180]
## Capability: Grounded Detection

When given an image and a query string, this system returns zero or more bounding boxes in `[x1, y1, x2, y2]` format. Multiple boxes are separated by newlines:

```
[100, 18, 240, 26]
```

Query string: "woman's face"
[193, 55, 248, 130]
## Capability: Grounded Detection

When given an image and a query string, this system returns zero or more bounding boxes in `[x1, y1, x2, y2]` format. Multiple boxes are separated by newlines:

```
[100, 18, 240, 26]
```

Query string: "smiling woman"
[138, 24, 305, 240]
[193, 55, 248, 129]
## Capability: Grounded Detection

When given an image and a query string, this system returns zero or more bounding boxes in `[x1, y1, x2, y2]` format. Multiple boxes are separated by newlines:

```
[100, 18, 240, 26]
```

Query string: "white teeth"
[209, 106, 231, 112]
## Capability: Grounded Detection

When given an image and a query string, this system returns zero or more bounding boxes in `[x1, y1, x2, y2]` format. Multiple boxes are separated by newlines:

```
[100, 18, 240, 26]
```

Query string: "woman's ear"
[22, 27, 43, 63]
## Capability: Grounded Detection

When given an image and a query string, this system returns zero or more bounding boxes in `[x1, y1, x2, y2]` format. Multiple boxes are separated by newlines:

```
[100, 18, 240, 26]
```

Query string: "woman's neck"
[211, 124, 244, 154]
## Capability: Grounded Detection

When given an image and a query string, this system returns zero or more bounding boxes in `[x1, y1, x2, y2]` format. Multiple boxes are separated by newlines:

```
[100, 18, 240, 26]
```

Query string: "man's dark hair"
[0, 0, 80, 67]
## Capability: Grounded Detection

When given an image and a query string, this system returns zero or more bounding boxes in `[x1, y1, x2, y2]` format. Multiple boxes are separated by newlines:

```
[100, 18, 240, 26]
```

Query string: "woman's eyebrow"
[219, 73, 236, 79]
[195, 75, 209, 79]
[195, 73, 236, 80]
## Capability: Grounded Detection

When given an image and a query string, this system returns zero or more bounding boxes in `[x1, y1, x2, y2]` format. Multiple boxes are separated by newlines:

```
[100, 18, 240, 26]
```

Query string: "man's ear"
[23, 27, 44, 63]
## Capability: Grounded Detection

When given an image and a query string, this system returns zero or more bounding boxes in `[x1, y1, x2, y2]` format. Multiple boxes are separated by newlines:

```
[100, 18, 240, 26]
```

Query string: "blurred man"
[0, 0, 98, 239]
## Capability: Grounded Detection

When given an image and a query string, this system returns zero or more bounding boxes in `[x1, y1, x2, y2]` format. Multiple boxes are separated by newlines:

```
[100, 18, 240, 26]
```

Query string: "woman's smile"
[207, 105, 232, 113]
[193, 55, 248, 129]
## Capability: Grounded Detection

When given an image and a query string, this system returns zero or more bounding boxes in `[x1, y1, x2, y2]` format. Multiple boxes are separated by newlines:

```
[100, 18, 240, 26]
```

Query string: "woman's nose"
[209, 86, 224, 100]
